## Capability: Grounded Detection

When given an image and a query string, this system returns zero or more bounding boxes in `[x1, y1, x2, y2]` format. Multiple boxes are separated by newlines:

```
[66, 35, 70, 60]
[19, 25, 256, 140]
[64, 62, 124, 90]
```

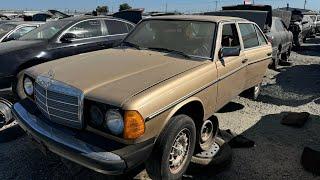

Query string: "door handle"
[242, 59, 248, 64]
[267, 53, 272, 56]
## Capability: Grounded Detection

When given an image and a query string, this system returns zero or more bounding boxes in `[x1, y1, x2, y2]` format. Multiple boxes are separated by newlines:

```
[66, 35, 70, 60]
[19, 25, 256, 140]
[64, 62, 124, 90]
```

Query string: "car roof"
[60, 15, 127, 23]
[2, 21, 44, 25]
[146, 15, 248, 23]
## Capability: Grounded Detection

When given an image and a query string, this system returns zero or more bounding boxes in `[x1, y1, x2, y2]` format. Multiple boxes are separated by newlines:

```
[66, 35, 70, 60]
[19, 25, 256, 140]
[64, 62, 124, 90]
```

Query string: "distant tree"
[96, 6, 109, 15]
[119, 3, 132, 11]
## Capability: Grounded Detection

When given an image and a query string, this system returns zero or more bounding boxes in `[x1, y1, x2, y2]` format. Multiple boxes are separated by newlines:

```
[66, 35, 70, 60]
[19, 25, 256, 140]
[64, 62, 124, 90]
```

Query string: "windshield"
[0, 23, 17, 35]
[124, 20, 216, 58]
[20, 20, 72, 40]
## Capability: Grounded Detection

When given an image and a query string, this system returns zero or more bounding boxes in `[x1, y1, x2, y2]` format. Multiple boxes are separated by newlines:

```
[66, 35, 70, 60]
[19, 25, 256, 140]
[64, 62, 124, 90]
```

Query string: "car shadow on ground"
[217, 102, 245, 113]
[258, 64, 320, 107]
[0, 124, 25, 143]
[185, 112, 320, 179]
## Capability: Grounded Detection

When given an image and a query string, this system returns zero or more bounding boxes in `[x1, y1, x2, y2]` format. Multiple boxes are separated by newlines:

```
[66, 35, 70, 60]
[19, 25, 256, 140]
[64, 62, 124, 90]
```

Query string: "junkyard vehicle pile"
[0, 4, 319, 180]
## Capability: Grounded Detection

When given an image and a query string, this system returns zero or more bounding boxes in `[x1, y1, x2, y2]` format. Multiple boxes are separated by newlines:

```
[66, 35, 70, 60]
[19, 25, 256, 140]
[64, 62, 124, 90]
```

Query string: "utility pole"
[304, 0, 307, 9]
[215, 1, 218, 11]
[165, 3, 168, 13]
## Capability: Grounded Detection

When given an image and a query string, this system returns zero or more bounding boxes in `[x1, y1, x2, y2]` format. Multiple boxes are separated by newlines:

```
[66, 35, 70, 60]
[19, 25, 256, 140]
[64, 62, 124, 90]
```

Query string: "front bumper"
[12, 100, 154, 175]
[0, 75, 14, 89]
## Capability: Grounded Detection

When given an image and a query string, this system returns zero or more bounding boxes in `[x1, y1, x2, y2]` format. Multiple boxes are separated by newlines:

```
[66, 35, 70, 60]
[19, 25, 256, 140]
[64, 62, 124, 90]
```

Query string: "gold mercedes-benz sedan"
[13, 15, 272, 179]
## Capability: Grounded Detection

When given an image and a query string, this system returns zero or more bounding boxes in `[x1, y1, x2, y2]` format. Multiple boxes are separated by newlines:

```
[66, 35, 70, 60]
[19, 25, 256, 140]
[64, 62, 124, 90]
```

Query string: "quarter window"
[221, 23, 240, 48]
[67, 20, 102, 39]
[239, 23, 260, 49]
[104, 20, 130, 35]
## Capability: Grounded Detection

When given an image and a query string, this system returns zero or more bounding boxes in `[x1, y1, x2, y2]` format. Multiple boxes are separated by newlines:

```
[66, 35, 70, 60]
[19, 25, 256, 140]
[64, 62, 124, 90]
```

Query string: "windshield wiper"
[146, 47, 191, 59]
[121, 41, 141, 50]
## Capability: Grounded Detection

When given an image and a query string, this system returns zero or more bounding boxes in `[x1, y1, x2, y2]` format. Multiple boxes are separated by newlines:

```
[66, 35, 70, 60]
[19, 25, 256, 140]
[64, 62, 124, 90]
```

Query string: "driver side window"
[67, 20, 103, 40]
[221, 23, 240, 48]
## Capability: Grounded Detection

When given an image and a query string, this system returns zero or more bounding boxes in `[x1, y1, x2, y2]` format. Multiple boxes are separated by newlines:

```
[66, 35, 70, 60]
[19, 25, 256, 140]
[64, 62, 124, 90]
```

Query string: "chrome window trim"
[57, 18, 133, 43]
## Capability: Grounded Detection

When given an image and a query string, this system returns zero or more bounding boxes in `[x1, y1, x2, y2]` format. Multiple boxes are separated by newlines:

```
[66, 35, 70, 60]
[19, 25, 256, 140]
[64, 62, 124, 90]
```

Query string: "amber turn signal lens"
[124, 111, 145, 140]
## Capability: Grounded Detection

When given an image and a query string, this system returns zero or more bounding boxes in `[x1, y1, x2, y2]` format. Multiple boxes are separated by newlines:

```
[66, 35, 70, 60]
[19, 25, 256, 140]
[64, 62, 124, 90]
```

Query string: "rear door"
[215, 22, 247, 109]
[238, 23, 271, 89]
[64, 19, 107, 54]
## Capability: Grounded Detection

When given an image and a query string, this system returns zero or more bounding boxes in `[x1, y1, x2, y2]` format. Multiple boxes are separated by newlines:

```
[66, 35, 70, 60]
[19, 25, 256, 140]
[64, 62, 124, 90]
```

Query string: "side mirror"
[60, 33, 76, 43]
[219, 47, 240, 59]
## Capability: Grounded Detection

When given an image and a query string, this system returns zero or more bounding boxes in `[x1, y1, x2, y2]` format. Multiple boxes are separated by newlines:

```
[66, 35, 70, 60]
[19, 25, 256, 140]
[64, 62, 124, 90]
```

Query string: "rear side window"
[221, 23, 240, 48]
[105, 20, 129, 35]
[239, 23, 260, 49]
[254, 25, 268, 45]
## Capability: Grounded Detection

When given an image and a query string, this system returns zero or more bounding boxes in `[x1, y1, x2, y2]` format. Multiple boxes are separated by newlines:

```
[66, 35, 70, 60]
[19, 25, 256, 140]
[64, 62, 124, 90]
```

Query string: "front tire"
[146, 115, 196, 180]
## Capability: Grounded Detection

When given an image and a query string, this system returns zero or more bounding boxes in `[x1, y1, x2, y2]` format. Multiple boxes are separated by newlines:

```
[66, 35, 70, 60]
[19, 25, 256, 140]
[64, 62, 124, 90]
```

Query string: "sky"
[1, 0, 319, 13]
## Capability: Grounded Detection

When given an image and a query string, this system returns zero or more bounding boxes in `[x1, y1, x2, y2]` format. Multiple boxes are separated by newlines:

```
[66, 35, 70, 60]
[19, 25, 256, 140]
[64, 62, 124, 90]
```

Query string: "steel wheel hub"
[169, 128, 190, 174]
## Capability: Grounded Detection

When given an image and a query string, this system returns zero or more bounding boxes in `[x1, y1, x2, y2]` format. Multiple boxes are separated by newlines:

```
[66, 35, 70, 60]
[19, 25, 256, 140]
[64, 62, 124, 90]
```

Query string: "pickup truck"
[13, 15, 272, 179]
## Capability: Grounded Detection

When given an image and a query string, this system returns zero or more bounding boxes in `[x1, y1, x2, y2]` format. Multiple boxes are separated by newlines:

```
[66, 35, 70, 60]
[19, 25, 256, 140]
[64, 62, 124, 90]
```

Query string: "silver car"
[266, 17, 293, 69]
[0, 21, 43, 42]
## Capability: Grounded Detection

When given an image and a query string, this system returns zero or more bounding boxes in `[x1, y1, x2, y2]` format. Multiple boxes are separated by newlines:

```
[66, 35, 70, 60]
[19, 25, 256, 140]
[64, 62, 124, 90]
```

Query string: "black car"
[0, 16, 134, 98]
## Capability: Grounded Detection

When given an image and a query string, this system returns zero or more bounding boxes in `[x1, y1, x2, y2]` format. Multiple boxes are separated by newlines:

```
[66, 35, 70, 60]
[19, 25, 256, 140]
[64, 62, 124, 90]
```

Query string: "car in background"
[303, 12, 319, 37]
[0, 16, 134, 99]
[0, 21, 43, 42]
[13, 15, 272, 179]
[286, 9, 312, 47]
[302, 15, 316, 38]
[266, 17, 293, 69]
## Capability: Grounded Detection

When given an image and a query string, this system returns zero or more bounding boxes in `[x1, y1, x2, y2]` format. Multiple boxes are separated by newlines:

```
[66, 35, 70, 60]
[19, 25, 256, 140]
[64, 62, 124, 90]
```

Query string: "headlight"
[89, 105, 104, 126]
[23, 77, 34, 96]
[104, 109, 124, 135]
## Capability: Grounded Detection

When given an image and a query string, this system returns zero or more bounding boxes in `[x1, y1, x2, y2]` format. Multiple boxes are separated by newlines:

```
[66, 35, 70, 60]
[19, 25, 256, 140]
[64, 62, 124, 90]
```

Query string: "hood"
[28, 48, 206, 106]
[0, 40, 46, 54]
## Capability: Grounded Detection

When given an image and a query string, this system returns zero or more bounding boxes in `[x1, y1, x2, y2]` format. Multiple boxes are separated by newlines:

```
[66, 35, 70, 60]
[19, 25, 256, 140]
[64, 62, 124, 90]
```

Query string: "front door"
[215, 23, 247, 110]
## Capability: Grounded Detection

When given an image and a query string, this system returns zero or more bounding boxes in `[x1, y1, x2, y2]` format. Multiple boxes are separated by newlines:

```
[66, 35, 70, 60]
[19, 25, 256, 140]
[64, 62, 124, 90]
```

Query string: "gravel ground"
[1, 37, 320, 180]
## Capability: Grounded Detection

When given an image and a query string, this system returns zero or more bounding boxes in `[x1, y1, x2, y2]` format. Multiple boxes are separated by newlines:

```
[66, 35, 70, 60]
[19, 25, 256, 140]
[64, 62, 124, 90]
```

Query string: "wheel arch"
[163, 97, 206, 131]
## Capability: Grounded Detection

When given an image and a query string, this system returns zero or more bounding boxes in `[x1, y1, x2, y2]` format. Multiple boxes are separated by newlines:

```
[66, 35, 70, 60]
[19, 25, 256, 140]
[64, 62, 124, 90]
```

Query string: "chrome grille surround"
[34, 75, 84, 129]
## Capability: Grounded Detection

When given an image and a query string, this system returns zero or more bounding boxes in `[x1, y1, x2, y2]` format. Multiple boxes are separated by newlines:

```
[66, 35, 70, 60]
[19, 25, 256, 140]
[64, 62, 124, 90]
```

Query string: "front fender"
[162, 97, 205, 130]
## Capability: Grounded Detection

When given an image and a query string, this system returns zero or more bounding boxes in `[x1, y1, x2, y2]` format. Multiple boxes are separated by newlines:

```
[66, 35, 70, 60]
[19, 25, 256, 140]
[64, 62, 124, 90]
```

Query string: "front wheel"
[146, 115, 196, 180]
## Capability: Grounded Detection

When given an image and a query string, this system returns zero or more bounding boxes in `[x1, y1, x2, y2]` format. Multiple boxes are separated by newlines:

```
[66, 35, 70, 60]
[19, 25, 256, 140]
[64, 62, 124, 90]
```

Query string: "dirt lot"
[1, 37, 320, 180]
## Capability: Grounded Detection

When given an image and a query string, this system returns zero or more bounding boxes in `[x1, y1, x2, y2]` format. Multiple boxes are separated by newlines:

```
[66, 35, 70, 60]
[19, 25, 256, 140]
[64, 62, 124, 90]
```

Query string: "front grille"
[34, 76, 83, 129]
